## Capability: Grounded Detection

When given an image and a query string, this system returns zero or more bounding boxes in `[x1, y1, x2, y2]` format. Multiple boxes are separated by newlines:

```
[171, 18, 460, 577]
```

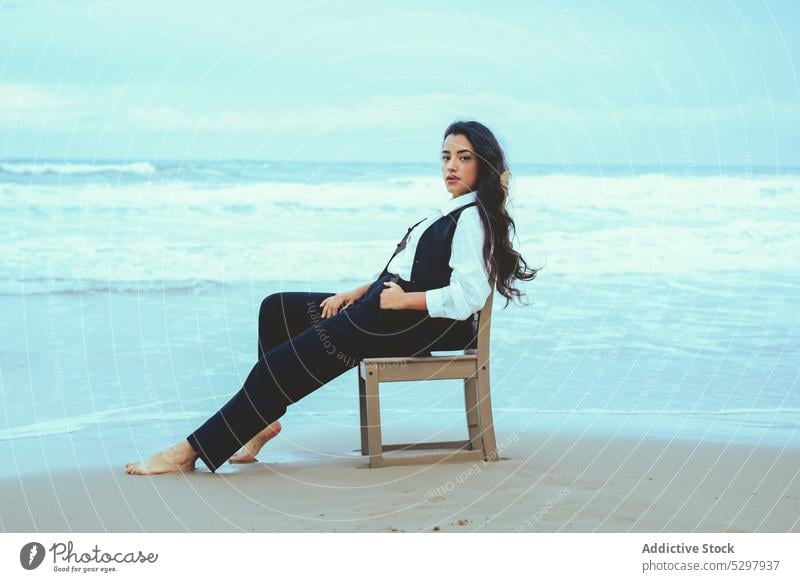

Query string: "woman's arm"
[320, 280, 374, 318]
[351, 281, 371, 299]
[380, 284, 427, 311]
[399, 291, 427, 310]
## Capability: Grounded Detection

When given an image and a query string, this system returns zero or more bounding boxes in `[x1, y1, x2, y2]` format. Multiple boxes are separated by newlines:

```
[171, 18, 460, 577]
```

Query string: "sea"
[1, 159, 798, 478]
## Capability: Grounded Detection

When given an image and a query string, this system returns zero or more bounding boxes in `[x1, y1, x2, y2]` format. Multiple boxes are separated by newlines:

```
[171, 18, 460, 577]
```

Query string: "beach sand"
[1, 427, 797, 533]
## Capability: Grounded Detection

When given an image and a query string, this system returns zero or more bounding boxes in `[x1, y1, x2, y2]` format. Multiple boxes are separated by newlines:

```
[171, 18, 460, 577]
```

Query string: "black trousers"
[186, 273, 423, 472]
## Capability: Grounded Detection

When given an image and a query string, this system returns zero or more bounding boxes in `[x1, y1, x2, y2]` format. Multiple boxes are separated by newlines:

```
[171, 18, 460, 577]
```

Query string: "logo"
[20, 542, 46, 570]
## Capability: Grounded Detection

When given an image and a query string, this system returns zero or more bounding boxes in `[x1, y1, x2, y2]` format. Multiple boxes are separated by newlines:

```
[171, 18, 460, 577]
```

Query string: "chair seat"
[360, 354, 480, 382]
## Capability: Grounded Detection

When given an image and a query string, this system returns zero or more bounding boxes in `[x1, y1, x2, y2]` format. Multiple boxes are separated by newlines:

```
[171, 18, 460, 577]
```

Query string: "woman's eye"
[460, 156, 471, 161]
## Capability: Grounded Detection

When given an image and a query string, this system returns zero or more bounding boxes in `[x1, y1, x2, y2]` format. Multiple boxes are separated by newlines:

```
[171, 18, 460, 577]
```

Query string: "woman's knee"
[259, 293, 282, 327]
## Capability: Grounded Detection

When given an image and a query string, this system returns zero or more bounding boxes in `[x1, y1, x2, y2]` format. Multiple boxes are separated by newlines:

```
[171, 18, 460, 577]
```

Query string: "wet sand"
[1, 428, 797, 533]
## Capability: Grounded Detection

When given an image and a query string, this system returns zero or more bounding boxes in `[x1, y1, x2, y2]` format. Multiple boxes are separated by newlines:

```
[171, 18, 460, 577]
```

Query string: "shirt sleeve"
[425, 209, 491, 320]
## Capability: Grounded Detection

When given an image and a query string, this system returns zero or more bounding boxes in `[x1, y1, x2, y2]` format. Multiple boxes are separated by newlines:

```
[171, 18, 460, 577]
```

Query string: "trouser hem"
[186, 432, 219, 473]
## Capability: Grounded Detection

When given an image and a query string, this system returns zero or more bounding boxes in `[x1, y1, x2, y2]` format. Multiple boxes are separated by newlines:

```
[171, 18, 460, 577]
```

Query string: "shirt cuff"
[425, 288, 446, 318]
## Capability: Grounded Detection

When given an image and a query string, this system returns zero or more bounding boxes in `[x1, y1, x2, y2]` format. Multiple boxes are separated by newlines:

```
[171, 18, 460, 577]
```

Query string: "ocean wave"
[2, 171, 799, 285]
[0, 403, 206, 442]
[0, 161, 156, 176]
[0, 277, 225, 296]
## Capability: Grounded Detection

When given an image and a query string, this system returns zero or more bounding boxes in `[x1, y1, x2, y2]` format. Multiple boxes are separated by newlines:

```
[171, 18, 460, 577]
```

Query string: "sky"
[0, 0, 798, 167]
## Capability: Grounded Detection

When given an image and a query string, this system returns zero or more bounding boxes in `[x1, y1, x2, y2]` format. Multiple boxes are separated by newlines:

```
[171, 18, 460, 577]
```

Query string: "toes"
[229, 456, 255, 464]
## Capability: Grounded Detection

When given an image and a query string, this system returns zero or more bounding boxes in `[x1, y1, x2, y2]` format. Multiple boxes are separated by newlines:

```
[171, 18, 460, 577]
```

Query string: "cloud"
[125, 92, 552, 132]
[127, 91, 800, 136]
[0, 83, 72, 113]
[3, 82, 797, 147]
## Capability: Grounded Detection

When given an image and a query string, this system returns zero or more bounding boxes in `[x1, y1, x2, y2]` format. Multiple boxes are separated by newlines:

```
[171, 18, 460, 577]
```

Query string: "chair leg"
[358, 369, 368, 455]
[363, 365, 384, 467]
[463, 377, 481, 451]
[475, 367, 498, 461]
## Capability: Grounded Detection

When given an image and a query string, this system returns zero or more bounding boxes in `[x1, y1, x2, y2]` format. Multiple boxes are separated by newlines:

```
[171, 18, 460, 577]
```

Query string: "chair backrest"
[469, 284, 494, 363]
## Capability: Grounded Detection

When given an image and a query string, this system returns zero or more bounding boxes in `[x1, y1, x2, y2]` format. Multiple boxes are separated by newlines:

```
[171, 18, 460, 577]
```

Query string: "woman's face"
[442, 133, 479, 196]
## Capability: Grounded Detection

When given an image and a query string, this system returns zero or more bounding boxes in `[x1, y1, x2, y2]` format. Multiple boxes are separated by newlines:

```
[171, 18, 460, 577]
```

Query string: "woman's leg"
[231, 291, 336, 462]
[125, 274, 401, 475]
[184, 295, 387, 472]
[125, 290, 339, 475]
[258, 291, 335, 357]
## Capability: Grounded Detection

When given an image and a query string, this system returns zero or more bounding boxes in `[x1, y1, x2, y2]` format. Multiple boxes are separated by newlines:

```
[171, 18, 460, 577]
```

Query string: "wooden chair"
[357, 287, 497, 468]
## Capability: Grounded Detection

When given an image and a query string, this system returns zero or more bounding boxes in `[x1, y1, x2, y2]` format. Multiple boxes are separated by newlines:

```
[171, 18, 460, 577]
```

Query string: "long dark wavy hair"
[442, 120, 541, 307]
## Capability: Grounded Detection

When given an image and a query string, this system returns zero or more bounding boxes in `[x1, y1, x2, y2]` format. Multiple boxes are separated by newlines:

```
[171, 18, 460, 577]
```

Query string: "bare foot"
[229, 420, 282, 464]
[125, 439, 199, 476]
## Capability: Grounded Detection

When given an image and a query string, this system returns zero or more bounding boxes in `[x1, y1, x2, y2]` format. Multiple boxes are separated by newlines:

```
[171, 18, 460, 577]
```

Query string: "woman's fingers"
[320, 290, 361, 318]
[320, 296, 332, 318]
[320, 295, 344, 318]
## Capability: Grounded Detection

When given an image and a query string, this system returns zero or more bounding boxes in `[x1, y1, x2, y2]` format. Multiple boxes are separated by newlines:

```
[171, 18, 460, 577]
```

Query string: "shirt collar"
[439, 189, 478, 217]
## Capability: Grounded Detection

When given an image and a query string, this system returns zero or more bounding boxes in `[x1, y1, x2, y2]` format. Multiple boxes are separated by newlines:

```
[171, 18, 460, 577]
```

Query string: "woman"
[125, 120, 539, 475]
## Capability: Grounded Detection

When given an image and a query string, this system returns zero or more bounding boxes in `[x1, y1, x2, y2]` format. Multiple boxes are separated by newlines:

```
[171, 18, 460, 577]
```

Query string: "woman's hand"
[379, 281, 407, 310]
[319, 289, 359, 319]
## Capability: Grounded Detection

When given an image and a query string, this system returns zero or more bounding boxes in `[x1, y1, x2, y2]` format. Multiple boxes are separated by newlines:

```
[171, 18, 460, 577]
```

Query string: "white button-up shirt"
[370, 190, 492, 321]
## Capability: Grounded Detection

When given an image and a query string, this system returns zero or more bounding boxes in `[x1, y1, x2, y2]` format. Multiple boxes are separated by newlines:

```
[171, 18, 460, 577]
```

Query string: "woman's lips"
[446, 176, 458, 183]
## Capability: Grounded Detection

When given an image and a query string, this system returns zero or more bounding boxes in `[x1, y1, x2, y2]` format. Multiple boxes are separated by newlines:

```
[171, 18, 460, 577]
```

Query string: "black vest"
[380, 200, 481, 354]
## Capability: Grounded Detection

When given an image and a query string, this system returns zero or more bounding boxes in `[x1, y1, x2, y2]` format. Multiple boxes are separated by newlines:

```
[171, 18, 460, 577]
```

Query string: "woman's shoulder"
[455, 203, 482, 226]
[453, 204, 485, 245]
